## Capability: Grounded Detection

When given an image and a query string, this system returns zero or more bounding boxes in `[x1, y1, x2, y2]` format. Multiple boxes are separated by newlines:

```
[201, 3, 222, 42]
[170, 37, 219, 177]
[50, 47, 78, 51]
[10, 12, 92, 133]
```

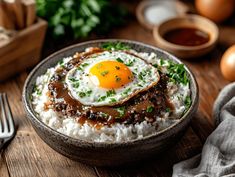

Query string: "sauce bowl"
[153, 15, 219, 59]
[22, 39, 199, 166]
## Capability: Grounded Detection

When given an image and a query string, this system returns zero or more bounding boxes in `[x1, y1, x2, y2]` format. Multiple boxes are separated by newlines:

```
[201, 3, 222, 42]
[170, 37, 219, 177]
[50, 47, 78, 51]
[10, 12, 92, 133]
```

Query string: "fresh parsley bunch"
[36, 0, 127, 38]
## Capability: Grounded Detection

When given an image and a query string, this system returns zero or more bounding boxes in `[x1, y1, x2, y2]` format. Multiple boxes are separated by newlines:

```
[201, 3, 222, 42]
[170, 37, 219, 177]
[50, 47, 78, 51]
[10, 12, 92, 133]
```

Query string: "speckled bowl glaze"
[22, 39, 199, 166]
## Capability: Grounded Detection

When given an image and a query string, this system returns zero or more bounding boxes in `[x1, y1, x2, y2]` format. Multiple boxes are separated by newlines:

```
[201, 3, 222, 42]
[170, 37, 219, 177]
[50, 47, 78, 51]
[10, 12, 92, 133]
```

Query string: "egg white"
[65, 51, 160, 106]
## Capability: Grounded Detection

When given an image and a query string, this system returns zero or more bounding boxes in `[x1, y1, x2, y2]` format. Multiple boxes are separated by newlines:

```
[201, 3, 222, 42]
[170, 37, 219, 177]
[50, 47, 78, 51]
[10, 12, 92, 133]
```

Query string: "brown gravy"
[163, 27, 210, 46]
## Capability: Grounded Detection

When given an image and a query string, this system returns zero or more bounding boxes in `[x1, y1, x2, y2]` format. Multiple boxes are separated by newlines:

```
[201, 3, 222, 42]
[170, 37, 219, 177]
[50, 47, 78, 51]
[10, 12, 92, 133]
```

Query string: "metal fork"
[0, 93, 15, 150]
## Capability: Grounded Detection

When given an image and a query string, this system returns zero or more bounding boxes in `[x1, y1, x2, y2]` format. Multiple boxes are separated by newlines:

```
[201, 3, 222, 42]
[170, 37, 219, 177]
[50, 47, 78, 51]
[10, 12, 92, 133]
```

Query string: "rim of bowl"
[153, 14, 219, 51]
[22, 39, 199, 148]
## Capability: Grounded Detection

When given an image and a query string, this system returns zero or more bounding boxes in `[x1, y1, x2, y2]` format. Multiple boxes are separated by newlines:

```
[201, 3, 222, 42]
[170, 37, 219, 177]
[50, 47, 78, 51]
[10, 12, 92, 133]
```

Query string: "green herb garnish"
[73, 82, 80, 88]
[116, 107, 125, 117]
[109, 98, 117, 103]
[98, 96, 106, 102]
[79, 92, 86, 98]
[146, 106, 154, 113]
[33, 85, 42, 96]
[69, 77, 79, 82]
[36, 1, 128, 39]
[184, 96, 191, 112]
[116, 57, 124, 63]
[166, 107, 171, 112]
[106, 90, 116, 97]
[166, 61, 189, 85]
[101, 42, 130, 51]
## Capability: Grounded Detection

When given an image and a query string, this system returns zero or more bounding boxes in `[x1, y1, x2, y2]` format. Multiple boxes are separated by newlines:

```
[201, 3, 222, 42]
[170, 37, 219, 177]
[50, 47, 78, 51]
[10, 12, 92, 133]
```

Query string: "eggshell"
[195, 0, 235, 23]
[220, 45, 235, 81]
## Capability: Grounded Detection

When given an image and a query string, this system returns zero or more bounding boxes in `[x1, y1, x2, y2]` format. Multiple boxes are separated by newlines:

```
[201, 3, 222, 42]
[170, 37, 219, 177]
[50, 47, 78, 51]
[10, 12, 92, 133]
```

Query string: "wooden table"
[0, 1, 234, 176]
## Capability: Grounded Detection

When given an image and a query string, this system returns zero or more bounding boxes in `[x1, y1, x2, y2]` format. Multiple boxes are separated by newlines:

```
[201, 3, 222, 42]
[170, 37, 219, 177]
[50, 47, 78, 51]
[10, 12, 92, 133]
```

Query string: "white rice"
[32, 50, 190, 142]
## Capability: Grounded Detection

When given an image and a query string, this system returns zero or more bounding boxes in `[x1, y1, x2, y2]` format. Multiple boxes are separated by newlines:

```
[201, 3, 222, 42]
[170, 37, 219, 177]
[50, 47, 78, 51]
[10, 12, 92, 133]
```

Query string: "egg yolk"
[89, 61, 133, 89]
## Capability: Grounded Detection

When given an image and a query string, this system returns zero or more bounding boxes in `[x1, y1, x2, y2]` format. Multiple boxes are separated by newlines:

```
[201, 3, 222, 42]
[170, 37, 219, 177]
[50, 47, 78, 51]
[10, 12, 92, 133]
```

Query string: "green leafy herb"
[86, 90, 92, 96]
[33, 85, 42, 96]
[106, 90, 116, 97]
[125, 59, 135, 66]
[146, 106, 154, 113]
[79, 92, 86, 98]
[160, 59, 165, 66]
[184, 96, 191, 112]
[166, 107, 171, 112]
[72, 82, 80, 88]
[101, 70, 109, 76]
[166, 61, 189, 85]
[98, 96, 106, 102]
[109, 98, 117, 103]
[36, 0, 128, 38]
[81, 63, 89, 67]
[102, 42, 130, 51]
[116, 57, 124, 63]
[116, 106, 125, 117]
[123, 88, 131, 95]
[69, 77, 79, 82]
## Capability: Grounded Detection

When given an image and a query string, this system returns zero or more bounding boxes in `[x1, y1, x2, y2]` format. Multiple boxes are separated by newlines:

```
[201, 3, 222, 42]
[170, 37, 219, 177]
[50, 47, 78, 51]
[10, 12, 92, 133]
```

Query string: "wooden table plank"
[0, 151, 10, 177]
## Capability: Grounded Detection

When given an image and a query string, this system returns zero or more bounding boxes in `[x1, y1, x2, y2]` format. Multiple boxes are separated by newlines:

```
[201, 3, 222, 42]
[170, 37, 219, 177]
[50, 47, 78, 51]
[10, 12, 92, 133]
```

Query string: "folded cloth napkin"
[173, 82, 235, 177]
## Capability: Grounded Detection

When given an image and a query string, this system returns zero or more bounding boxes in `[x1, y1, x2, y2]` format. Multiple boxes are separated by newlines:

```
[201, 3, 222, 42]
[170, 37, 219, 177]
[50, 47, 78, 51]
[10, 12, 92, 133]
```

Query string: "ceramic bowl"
[22, 39, 199, 166]
[153, 15, 219, 59]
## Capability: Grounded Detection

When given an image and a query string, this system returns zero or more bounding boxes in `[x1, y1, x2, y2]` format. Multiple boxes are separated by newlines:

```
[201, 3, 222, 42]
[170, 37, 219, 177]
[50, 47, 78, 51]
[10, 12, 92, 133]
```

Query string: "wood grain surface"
[0, 0, 233, 176]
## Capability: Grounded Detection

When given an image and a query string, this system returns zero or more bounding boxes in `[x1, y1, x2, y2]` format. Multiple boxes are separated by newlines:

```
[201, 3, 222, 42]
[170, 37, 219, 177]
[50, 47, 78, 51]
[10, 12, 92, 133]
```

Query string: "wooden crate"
[0, 18, 47, 81]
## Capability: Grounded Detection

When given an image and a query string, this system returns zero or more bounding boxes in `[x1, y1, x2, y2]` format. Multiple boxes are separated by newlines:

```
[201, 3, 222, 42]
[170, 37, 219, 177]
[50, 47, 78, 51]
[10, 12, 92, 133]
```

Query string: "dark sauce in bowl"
[163, 27, 210, 46]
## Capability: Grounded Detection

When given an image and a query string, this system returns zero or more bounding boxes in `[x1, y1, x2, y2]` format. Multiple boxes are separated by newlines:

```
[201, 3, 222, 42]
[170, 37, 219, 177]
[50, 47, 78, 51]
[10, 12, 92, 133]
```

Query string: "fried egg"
[65, 51, 160, 106]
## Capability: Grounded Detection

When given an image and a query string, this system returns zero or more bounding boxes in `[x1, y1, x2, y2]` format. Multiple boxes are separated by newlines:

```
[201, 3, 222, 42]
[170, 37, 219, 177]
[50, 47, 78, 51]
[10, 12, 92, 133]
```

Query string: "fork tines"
[0, 93, 15, 138]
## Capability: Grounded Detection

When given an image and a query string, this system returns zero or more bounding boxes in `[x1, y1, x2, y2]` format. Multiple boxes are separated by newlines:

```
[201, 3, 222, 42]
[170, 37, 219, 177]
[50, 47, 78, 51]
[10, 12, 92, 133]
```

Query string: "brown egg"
[220, 45, 235, 81]
[195, 0, 235, 23]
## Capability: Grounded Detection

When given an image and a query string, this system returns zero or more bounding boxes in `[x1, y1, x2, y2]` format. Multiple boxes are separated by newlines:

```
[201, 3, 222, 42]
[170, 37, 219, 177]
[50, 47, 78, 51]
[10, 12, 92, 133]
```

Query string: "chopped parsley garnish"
[100, 112, 109, 118]
[123, 88, 131, 95]
[79, 92, 86, 98]
[109, 98, 117, 103]
[116, 107, 125, 117]
[77, 66, 82, 70]
[125, 59, 135, 66]
[146, 106, 154, 113]
[116, 57, 124, 63]
[184, 96, 191, 112]
[166, 61, 189, 85]
[81, 63, 89, 67]
[101, 70, 109, 76]
[58, 60, 64, 66]
[86, 90, 92, 96]
[69, 77, 79, 82]
[97, 96, 106, 102]
[138, 72, 144, 80]
[115, 66, 120, 70]
[106, 90, 116, 97]
[115, 75, 121, 82]
[160, 59, 165, 66]
[166, 107, 171, 112]
[33, 85, 42, 96]
[72, 82, 80, 88]
[101, 42, 130, 51]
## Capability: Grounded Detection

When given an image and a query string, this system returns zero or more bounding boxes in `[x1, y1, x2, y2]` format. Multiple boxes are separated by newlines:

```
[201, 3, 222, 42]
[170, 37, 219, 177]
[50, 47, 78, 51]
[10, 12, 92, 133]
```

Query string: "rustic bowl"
[22, 39, 199, 166]
[153, 15, 219, 59]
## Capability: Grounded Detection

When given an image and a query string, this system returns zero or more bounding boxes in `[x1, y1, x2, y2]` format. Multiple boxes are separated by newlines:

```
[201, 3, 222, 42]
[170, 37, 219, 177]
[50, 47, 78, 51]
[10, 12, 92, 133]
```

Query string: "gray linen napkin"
[173, 82, 235, 177]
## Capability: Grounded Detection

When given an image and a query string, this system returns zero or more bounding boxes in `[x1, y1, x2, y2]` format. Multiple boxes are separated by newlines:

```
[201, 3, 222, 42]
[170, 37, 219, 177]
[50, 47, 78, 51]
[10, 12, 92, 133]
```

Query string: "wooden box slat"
[0, 18, 47, 81]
